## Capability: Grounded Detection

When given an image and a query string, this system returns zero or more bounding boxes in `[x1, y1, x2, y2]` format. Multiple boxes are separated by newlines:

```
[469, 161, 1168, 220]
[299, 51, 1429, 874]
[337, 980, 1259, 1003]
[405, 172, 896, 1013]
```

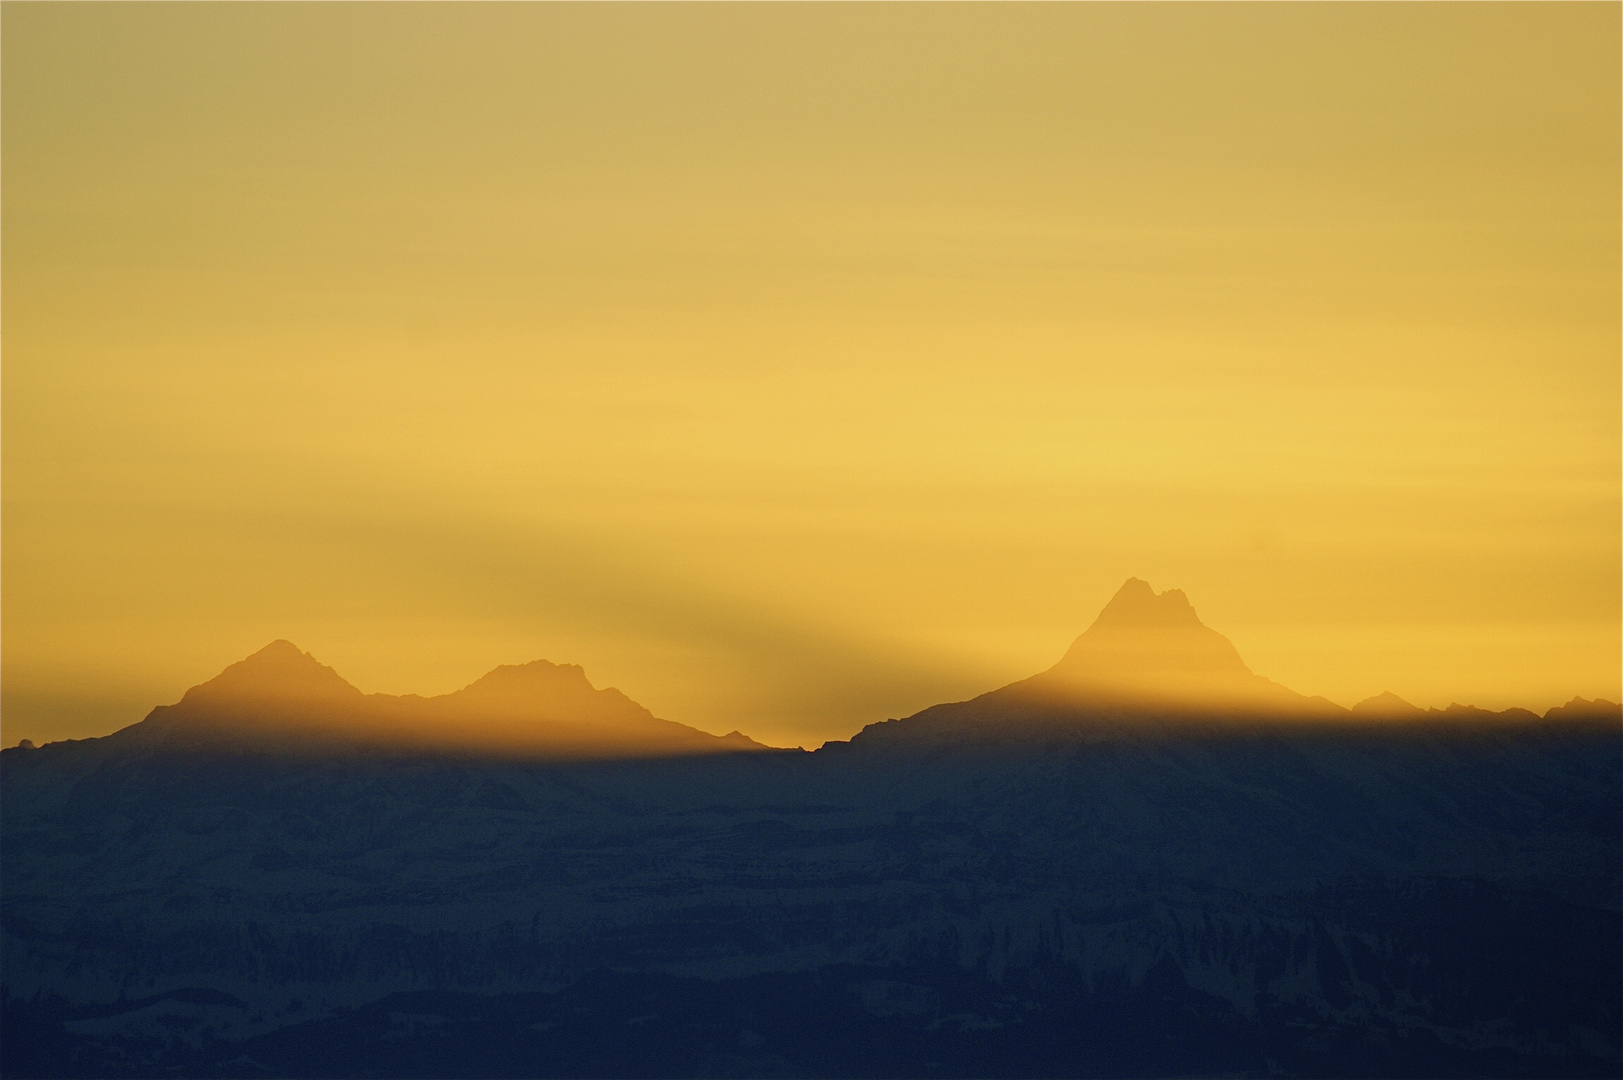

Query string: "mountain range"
[3, 579, 1618, 1079]
[33, 578, 1608, 761]
[102, 638, 768, 759]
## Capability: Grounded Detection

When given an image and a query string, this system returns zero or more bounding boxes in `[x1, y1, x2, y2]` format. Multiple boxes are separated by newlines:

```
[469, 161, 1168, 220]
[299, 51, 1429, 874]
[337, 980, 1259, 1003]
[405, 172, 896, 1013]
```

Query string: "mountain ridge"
[111, 641, 775, 760]
[14, 579, 1618, 755]
[3, 583, 1618, 1078]
[826, 579, 1618, 752]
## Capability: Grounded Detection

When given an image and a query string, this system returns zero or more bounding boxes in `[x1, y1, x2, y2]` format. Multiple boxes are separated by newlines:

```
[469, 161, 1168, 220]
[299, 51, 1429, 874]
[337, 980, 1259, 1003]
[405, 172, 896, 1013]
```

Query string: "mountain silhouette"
[1026, 577, 1332, 713]
[1351, 690, 1427, 718]
[3, 587, 1619, 1079]
[1056, 578, 1248, 673]
[842, 579, 1349, 755]
[117, 642, 773, 759]
[175, 640, 365, 713]
[1546, 695, 1623, 721]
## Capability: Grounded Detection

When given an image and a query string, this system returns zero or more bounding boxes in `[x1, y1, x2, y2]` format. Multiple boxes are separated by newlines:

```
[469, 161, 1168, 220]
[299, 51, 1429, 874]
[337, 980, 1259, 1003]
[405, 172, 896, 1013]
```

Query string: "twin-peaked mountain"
[113, 639, 768, 759]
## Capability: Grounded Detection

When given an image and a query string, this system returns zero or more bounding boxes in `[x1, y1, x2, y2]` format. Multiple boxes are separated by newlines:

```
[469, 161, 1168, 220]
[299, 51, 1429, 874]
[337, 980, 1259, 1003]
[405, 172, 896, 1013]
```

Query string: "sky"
[4, 3, 1619, 750]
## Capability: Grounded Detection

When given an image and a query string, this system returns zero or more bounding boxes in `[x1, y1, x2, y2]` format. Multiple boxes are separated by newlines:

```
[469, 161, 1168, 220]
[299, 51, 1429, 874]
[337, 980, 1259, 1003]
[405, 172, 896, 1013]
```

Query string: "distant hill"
[105, 640, 774, 760]
[1350, 690, 1427, 718]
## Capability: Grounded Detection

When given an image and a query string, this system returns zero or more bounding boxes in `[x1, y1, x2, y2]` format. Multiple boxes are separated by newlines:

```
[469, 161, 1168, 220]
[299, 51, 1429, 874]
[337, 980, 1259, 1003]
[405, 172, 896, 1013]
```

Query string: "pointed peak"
[1090, 578, 1203, 631]
[224, 640, 354, 682]
[231, 639, 330, 671]
[182, 641, 362, 707]
[1039, 578, 1296, 706]
[245, 639, 311, 663]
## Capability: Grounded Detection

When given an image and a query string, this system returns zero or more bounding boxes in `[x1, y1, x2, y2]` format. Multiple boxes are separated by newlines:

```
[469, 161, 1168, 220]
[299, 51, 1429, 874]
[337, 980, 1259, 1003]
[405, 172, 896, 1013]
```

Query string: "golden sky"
[4, 3, 1618, 749]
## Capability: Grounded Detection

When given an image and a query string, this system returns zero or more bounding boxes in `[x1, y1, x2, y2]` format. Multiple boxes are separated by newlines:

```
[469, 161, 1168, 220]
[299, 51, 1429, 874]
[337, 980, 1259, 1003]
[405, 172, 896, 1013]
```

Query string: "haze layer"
[4, 4, 1619, 747]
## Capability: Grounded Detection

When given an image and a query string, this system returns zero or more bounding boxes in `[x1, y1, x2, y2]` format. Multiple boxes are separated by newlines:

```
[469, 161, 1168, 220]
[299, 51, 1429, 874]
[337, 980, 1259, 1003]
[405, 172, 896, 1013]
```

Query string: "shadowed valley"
[3, 581, 1619, 1078]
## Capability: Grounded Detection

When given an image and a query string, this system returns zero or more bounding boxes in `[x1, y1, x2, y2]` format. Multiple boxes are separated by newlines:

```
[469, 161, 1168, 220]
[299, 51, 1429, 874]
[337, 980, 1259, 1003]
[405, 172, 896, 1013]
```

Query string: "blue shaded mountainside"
[3, 581, 1620, 1079]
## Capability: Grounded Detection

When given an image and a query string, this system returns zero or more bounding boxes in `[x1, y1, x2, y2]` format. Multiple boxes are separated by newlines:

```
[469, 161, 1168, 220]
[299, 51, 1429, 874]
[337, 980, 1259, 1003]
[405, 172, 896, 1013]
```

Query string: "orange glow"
[3, 4, 1618, 749]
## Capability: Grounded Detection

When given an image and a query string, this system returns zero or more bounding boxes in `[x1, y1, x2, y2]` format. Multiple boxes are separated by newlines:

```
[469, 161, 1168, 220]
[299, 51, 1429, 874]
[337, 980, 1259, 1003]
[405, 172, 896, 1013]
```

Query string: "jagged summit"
[116, 643, 772, 759]
[179, 640, 363, 712]
[850, 580, 1347, 748]
[1002, 577, 1337, 718]
[460, 660, 595, 698]
[442, 658, 669, 731]
[1547, 696, 1623, 721]
[1088, 578, 1203, 631]
[1052, 578, 1253, 681]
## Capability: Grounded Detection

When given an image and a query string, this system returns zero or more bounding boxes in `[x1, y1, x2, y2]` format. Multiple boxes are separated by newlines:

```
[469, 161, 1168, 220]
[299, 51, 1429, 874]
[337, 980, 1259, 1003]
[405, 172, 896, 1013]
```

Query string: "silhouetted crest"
[180, 640, 364, 711]
[1056, 578, 1251, 677]
[449, 660, 644, 723]
[1544, 696, 1623, 722]
[1352, 691, 1425, 719]
[1087, 578, 1204, 630]
[114, 643, 773, 759]
[1028, 579, 1340, 715]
